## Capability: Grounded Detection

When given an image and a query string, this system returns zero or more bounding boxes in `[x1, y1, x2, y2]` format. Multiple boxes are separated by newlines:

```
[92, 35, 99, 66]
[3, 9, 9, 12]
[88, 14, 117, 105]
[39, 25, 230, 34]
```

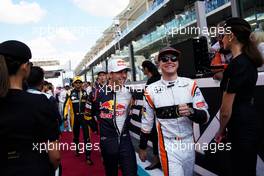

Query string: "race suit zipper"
[113, 92, 121, 144]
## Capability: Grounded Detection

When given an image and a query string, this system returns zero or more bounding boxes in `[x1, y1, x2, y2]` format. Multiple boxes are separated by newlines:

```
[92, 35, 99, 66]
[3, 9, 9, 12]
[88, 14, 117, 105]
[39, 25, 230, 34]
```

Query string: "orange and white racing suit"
[141, 77, 210, 176]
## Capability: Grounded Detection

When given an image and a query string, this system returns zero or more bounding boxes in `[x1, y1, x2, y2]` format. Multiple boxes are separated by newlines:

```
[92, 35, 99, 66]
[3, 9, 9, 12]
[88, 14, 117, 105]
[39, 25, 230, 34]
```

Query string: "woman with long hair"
[215, 18, 263, 175]
[0, 40, 60, 176]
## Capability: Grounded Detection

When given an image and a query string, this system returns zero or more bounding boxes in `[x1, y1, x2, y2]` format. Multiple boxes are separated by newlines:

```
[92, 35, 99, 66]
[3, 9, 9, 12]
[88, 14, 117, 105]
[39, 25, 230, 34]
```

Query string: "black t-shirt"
[220, 53, 258, 108]
[0, 89, 60, 173]
[220, 54, 260, 141]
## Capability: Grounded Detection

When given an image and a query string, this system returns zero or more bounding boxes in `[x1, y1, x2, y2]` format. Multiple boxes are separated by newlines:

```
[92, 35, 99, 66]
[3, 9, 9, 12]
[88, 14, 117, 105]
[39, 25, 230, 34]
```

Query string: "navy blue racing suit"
[85, 85, 137, 176]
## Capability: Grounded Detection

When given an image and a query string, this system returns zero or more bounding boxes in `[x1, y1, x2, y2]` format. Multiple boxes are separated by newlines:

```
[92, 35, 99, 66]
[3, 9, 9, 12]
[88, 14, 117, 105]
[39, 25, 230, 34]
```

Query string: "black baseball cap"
[158, 46, 181, 61]
[0, 40, 32, 62]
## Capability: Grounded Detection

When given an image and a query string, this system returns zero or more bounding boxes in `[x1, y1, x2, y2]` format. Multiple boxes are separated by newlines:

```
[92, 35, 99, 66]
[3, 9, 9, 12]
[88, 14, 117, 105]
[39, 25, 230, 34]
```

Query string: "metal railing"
[205, 0, 230, 13]
[133, 0, 231, 52]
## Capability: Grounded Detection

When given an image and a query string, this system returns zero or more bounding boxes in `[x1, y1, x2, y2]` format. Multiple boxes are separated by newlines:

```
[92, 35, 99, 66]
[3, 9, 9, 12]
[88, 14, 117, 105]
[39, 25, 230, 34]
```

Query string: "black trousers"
[230, 142, 258, 176]
[100, 134, 137, 176]
[222, 126, 259, 175]
[227, 108, 260, 176]
[73, 114, 91, 158]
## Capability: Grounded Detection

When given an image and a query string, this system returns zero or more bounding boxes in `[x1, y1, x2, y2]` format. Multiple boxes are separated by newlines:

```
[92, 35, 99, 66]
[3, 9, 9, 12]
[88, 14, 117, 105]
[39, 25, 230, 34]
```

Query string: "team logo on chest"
[154, 85, 165, 93]
[100, 100, 126, 119]
[71, 93, 77, 100]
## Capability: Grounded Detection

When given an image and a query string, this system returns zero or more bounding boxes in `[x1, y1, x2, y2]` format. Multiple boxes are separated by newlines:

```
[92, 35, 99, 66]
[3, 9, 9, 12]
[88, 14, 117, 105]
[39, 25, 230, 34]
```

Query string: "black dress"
[220, 53, 261, 176]
[0, 89, 60, 176]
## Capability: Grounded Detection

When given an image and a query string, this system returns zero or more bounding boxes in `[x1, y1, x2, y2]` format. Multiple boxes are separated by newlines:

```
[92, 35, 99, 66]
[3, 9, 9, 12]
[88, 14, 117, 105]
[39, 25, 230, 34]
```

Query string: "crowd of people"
[0, 17, 263, 176]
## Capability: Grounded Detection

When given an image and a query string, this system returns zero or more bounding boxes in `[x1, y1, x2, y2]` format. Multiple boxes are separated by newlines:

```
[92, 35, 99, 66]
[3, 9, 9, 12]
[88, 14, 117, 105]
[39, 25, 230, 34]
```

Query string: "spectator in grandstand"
[139, 46, 209, 176]
[251, 31, 264, 71]
[141, 60, 161, 170]
[0, 40, 61, 176]
[215, 18, 263, 176]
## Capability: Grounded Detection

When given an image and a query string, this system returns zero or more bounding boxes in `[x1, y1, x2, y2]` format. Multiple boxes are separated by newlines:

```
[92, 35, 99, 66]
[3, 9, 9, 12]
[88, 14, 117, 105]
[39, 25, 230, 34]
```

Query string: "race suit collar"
[161, 77, 179, 87]
[161, 77, 189, 88]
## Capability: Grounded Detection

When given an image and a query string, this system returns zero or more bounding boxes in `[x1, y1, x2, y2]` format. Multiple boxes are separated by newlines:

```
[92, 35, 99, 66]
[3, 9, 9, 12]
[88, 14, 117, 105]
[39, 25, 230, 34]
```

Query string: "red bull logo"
[116, 103, 125, 110]
[101, 100, 114, 111]
[101, 100, 126, 111]
[100, 101, 126, 119]
[117, 60, 126, 66]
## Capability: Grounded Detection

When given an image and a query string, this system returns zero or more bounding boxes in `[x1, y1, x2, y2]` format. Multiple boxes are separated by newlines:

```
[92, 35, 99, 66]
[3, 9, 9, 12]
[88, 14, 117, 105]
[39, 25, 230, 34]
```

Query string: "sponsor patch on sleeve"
[196, 102, 205, 108]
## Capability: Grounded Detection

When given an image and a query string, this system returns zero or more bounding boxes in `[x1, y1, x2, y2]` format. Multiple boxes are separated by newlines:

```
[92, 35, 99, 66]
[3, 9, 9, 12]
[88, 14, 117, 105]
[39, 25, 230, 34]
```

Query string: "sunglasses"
[75, 81, 82, 84]
[159, 55, 178, 62]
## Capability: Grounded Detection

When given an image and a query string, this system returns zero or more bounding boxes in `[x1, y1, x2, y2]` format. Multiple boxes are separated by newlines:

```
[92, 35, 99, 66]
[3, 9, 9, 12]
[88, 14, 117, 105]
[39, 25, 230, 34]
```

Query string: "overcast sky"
[0, 0, 129, 70]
